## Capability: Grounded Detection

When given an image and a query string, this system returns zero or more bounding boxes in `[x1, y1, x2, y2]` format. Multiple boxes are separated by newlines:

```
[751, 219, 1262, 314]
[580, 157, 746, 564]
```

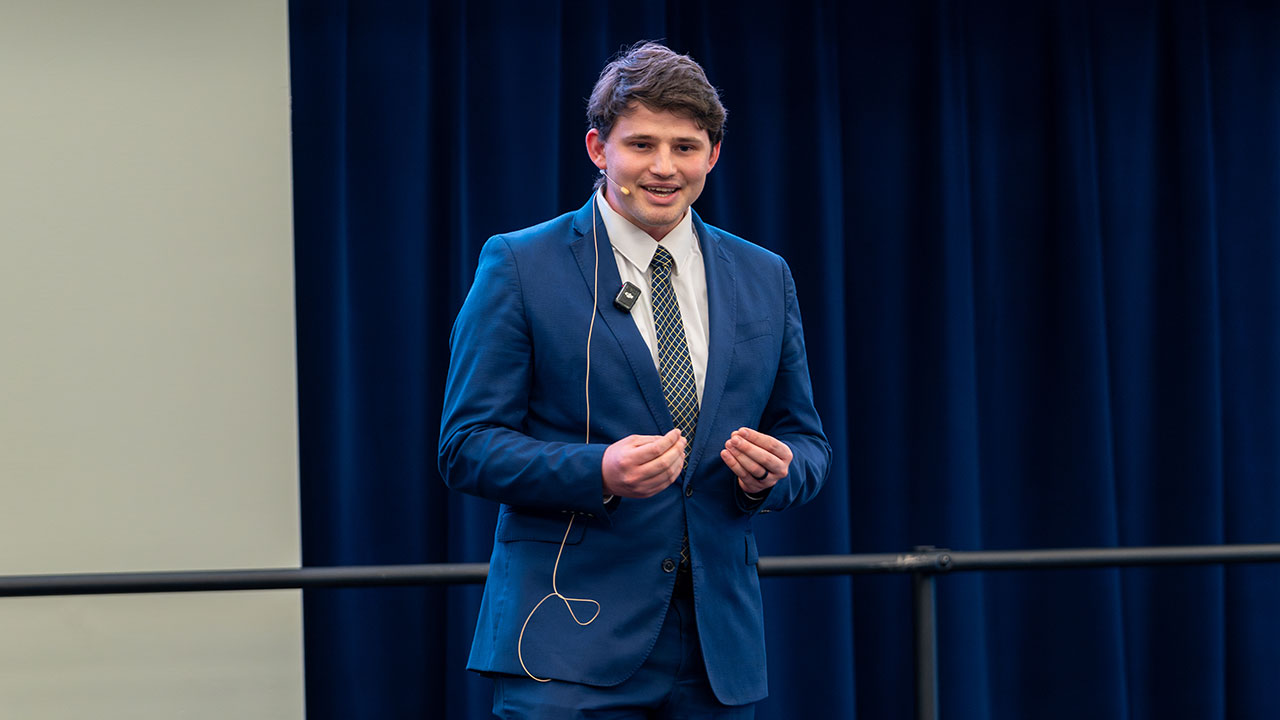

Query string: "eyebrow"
[622, 133, 706, 147]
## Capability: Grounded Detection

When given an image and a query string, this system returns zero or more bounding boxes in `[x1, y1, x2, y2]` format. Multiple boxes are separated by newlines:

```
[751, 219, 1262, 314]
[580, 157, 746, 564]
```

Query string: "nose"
[650, 148, 675, 177]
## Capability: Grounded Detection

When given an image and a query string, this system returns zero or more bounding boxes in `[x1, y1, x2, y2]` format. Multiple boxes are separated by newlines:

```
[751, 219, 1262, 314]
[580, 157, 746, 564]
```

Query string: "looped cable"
[516, 516, 601, 681]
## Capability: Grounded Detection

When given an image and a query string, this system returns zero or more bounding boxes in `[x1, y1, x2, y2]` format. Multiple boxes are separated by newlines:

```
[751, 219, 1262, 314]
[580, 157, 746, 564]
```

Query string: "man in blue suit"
[439, 42, 830, 719]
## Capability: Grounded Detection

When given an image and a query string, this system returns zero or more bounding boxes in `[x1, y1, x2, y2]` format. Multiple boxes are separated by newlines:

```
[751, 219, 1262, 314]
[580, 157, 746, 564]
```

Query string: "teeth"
[646, 187, 676, 196]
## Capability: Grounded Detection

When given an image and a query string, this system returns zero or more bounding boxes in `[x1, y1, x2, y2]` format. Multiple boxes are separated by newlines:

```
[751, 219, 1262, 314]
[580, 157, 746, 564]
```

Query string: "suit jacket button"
[662, 558, 677, 573]
[684, 485, 694, 497]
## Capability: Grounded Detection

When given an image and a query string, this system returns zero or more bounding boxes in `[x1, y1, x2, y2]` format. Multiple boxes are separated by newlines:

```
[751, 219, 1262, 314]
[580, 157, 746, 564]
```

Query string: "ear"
[585, 128, 608, 170]
[707, 141, 722, 172]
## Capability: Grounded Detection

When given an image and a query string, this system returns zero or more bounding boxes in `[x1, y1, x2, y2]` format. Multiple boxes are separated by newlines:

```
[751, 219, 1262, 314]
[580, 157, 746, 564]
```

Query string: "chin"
[636, 207, 685, 228]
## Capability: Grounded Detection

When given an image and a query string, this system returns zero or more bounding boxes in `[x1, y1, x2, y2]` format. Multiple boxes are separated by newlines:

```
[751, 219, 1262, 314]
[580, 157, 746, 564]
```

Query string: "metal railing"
[4, 543, 1280, 720]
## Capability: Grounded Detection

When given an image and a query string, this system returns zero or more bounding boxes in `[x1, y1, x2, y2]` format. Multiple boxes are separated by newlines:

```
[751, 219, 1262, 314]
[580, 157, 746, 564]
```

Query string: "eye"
[677, 145, 694, 153]
[632, 142, 650, 150]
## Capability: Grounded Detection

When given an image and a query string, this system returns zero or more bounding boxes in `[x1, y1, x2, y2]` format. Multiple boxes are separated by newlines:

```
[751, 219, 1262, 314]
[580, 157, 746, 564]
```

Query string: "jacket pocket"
[735, 319, 773, 343]
[496, 508, 587, 545]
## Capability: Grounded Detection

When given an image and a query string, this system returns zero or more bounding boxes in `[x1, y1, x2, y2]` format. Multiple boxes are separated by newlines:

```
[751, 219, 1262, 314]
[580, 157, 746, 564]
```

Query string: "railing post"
[913, 547, 942, 720]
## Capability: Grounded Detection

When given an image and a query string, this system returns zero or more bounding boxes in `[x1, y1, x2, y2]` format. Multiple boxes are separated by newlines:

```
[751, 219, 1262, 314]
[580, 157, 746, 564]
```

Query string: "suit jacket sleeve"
[741, 258, 831, 515]
[437, 235, 610, 519]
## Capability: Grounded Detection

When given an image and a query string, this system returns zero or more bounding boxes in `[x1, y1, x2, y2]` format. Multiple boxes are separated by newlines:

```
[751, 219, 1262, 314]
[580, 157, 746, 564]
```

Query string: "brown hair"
[587, 41, 727, 146]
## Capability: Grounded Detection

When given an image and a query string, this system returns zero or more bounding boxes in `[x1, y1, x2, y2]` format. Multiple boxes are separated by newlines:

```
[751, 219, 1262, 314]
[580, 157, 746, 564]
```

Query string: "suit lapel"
[569, 198, 672, 435]
[687, 211, 736, 477]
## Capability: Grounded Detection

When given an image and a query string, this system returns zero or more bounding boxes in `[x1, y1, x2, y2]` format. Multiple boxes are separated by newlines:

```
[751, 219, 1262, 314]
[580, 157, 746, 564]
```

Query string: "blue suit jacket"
[438, 197, 830, 705]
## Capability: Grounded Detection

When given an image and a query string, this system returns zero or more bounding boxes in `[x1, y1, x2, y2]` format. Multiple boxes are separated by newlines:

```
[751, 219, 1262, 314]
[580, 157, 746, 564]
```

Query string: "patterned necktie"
[651, 245, 697, 571]
[650, 245, 699, 459]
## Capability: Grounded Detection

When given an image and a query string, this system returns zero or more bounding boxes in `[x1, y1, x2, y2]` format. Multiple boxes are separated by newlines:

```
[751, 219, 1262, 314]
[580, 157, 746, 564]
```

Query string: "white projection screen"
[0, 1, 303, 718]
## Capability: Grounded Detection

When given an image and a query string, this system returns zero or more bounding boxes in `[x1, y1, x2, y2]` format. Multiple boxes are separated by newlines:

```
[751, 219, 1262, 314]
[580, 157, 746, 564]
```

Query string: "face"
[585, 103, 721, 241]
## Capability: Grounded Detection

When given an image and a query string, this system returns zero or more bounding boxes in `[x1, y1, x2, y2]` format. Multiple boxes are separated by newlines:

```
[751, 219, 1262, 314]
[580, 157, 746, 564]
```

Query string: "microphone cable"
[515, 194, 609, 682]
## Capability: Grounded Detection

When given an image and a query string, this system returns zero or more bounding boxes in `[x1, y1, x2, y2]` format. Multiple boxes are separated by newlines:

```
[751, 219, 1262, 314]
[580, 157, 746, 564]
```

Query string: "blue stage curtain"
[290, 1, 1280, 717]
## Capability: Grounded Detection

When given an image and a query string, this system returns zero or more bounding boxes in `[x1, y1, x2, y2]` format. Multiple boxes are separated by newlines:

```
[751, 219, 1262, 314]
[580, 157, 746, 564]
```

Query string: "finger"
[626, 429, 683, 465]
[633, 435, 686, 482]
[721, 447, 771, 487]
[727, 435, 785, 477]
[720, 448, 750, 480]
[662, 436, 689, 482]
[649, 437, 688, 490]
[723, 449, 768, 494]
[725, 445, 770, 480]
[732, 428, 793, 462]
[642, 428, 683, 447]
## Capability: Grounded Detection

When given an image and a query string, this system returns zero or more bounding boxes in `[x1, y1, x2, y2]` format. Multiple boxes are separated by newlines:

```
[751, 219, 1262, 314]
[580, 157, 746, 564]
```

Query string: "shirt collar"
[594, 189, 698, 275]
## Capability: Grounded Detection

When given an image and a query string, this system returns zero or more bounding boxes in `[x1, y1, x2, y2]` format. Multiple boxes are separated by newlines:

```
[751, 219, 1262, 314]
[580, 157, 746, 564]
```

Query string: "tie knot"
[651, 245, 674, 271]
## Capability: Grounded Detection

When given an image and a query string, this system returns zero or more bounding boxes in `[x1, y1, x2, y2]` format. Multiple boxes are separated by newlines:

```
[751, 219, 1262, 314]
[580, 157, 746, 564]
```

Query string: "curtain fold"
[290, 1, 1280, 717]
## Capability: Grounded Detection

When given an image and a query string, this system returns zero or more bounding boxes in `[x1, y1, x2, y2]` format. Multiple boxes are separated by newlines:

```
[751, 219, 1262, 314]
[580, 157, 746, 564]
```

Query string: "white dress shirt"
[595, 190, 709, 404]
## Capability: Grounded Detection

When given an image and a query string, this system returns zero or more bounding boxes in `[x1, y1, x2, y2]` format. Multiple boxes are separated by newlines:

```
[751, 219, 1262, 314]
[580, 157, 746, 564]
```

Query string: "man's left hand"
[720, 427, 793, 496]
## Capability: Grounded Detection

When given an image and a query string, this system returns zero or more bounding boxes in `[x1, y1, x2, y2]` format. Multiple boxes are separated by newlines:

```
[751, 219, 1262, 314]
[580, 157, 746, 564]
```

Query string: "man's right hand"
[601, 429, 686, 499]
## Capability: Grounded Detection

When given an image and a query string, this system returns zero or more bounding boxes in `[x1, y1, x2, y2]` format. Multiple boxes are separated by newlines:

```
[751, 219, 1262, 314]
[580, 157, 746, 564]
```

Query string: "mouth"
[640, 184, 680, 200]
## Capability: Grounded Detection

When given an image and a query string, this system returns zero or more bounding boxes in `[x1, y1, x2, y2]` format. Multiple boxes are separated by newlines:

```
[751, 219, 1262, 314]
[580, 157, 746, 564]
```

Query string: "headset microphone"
[599, 169, 631, 196]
